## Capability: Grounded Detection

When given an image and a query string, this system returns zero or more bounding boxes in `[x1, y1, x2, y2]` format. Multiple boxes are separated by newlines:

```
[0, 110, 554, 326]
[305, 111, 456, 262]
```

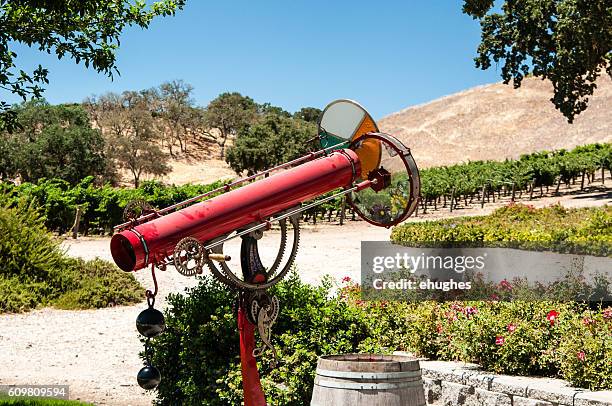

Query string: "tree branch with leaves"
[463, 0, 612, 122]
[0, 0, 185, 132]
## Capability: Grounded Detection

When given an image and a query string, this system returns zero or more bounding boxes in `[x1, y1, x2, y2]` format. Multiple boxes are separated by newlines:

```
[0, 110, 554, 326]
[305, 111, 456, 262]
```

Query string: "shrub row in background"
[0, 177, 226, 235]
[147, 273, 612, 406]
[391, 203, 612, 256]
[0, 201, 142, 313]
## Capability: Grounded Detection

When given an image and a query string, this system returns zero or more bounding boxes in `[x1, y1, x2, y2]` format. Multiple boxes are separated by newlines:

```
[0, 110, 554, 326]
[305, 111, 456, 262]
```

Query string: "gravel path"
[1, 186, 609, 405]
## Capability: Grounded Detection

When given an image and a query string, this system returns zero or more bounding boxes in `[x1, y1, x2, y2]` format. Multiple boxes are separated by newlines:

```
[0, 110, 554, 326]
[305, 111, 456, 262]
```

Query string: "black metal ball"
[137, 365, 161, 390]
[136, 307, 165, 338]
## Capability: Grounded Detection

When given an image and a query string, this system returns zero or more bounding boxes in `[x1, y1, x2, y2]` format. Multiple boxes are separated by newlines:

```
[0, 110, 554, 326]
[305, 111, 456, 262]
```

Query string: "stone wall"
[393, 354, 612, 406]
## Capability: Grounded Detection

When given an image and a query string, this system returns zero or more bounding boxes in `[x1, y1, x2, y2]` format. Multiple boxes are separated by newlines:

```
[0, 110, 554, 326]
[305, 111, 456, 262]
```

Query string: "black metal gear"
[123, 199, 154, 222]
[205, 216, 300, 290]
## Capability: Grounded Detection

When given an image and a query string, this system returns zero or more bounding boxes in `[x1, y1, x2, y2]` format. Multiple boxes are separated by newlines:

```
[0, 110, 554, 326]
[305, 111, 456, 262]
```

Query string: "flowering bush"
[339, 277, 612, 389]
[149, 274, 611, 406]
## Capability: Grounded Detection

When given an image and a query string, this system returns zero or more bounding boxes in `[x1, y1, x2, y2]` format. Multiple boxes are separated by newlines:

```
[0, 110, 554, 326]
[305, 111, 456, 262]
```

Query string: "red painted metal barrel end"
[111, 233, 137, 272]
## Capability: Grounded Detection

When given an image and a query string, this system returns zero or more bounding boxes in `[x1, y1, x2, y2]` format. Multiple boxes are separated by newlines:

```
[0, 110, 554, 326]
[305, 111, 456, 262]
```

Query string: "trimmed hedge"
[0, 201, 142, 312]
[344, 281, 612, 391]
[391, 203, 612, 256]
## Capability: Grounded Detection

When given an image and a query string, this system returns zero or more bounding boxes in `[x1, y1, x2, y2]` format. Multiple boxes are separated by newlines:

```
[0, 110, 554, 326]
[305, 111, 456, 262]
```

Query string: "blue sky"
[5, 1, 503, 119]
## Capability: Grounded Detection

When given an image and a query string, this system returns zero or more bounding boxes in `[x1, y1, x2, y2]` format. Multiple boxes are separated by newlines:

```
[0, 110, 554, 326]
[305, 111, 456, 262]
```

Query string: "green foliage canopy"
[87, 91, 171, 187]
[463, 0, 612, 122]
[0, 100, 110, 184]
[225, 113, 315, 175]
[204, 92, 258, 159]
[293, 107, 322, 123]
[0, 0, 185, 131]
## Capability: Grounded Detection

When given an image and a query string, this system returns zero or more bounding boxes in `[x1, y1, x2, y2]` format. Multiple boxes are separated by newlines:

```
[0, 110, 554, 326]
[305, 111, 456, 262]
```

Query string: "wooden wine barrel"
[310, 354, 426, 406]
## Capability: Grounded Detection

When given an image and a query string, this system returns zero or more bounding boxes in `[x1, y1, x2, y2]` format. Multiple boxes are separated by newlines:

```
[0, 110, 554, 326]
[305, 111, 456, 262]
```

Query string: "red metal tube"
[110, 150, 361, 272]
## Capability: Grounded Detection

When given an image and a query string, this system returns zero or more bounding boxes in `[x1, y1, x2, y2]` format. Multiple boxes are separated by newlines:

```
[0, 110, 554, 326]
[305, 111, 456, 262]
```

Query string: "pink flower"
[583, 317, 596, 326]
[463, 306, 478, 317]
[445, 311, 458, 322]
[495, 336, 505, 346]
[507, 323, 517, 333]
[499, 279, 512, 291]
[577, 351, 586, 361]
[603, 308, 612, 320]
[546, 310, 559, 326]
[450, 303, 463, 311]
[342, 276, 352, 283]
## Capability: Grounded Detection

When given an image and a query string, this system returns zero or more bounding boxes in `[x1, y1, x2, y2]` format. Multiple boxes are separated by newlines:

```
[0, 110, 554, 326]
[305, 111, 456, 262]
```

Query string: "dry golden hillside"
[379, 76, 612, 169]
[151, 76, 611, 185]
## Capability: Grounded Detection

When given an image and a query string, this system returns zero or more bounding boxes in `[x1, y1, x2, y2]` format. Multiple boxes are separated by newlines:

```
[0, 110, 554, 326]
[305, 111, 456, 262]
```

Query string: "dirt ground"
[0, 185, 610, 405]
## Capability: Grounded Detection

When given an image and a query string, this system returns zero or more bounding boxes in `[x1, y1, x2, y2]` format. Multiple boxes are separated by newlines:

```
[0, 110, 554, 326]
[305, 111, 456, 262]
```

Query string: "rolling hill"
[378, 75, 612, 169]
[155, 75, 612, 185]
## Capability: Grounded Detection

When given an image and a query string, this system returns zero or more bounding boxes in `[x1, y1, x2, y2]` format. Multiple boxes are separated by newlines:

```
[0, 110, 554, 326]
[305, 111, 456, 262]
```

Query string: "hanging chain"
[143, 338, 155, 366]
[145, 263, 159, 308]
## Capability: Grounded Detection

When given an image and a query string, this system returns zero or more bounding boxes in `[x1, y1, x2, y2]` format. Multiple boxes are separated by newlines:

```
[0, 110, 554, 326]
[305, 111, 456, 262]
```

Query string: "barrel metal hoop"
[128, 228, 149, 267]
[314, 378, 423, 391]
[315, 368, 421, 380]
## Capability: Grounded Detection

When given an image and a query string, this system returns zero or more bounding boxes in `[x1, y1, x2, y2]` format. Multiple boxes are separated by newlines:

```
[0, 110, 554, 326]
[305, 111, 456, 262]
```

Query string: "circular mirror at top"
[317, 99, 382, 178]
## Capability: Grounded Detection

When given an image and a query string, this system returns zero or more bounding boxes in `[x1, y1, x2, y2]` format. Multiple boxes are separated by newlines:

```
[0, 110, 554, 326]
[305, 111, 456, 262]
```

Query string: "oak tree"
[464, 0, 612, 122]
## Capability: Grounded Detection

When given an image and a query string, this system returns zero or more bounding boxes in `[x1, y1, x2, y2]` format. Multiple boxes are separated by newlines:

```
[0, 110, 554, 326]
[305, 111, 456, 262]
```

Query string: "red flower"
[507, 323, 517, 333]
[546, 310, 559, 326]
[499, 279, 513, 291]
[495, 336, 505, 346]
[577, 351, 586, 361]
[342, 276, 352, 283]
[436, 324, 443, 333]
[489, 294, 500, 301]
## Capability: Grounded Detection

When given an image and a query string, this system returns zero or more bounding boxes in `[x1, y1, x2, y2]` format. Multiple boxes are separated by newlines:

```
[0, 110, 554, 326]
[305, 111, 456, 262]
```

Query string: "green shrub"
[54, 258, 143, 310]
[147, 272, 385, 405]
[391, 204, 612, 256]
[0, 202, 142, 312]
[147, 273, 612, 405]
[0, 396, 91, 406]
[0, 178, 227, 235]
[556, 308, 612, 390]
[341, 279, 612, 390]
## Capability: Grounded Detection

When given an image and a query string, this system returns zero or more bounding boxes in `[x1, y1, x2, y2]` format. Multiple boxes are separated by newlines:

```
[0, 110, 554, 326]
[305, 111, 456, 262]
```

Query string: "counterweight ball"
[137, 365, 161, 390]
[136, 307, 165, 337]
